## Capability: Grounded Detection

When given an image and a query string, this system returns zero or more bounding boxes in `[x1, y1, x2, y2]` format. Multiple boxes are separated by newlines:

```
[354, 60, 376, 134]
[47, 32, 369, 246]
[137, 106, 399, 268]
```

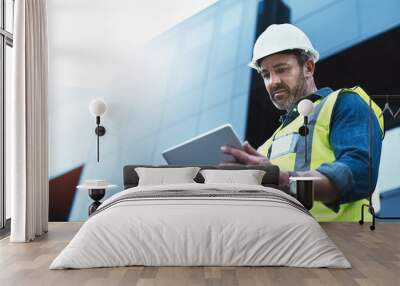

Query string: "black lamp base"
[296, 180, 314, 210]
[95, 126, 106, 136]
[88, 189, 106, 216]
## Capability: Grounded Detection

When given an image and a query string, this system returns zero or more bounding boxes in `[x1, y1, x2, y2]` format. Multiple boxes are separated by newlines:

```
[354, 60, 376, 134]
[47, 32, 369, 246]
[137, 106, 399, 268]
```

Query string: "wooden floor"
[0, 222, 399, 286]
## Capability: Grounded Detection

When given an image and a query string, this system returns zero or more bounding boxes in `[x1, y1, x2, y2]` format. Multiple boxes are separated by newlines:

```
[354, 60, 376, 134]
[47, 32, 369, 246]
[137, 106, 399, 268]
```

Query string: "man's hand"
[220, 141, 272, 166]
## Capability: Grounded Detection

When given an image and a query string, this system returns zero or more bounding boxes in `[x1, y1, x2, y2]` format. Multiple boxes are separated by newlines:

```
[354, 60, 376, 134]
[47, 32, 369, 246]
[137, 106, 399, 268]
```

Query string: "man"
[222, 23, 384, 221]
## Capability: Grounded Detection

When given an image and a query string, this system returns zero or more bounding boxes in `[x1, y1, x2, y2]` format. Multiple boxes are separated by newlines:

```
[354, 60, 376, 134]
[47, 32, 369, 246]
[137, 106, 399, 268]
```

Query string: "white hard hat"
[249, 23, 319, 70]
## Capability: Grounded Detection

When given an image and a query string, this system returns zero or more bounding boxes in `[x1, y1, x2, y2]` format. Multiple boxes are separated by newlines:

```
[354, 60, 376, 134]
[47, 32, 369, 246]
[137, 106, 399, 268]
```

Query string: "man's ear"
[303, 59, 315, 78]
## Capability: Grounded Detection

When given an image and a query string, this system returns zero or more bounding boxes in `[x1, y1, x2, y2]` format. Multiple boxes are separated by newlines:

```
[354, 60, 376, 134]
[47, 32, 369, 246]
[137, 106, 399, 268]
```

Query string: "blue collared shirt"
[282, 87, 383, 212]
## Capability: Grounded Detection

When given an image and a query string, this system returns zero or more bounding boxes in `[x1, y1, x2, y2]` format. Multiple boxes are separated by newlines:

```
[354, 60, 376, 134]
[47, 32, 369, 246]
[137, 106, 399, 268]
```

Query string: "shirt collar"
[314, 87, 333, 98]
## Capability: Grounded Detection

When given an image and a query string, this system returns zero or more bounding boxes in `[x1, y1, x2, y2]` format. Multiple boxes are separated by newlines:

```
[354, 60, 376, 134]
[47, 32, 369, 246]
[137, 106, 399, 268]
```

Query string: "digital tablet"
[162, 124, 242, 165]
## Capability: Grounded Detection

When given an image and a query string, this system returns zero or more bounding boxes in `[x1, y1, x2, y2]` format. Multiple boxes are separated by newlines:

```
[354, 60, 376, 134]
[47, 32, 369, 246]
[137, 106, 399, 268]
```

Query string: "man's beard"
[270, 73, 308, 111]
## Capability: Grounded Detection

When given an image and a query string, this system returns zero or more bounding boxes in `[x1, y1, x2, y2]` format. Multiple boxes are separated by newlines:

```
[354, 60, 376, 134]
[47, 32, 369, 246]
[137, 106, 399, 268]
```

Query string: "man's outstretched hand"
[220, 141, 272, 166]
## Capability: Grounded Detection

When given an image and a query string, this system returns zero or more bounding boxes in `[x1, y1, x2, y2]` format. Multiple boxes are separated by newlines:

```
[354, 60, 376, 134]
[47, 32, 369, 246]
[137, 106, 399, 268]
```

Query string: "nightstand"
[77, 182, 117, 216]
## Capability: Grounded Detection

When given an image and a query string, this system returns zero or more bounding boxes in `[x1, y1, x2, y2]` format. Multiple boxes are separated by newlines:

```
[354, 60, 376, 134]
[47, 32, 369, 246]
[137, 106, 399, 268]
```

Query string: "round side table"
[76, 184, 117, 216]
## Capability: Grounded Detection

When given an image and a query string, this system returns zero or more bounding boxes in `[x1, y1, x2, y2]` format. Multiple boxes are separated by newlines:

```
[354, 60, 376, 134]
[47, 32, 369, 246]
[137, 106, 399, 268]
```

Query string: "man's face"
[259, 53, 308, 111]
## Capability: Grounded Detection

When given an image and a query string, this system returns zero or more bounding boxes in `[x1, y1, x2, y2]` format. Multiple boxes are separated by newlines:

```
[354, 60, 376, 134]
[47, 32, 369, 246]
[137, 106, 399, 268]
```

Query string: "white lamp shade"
[298, 99, 314, 116]
[89, 98, 107, 116]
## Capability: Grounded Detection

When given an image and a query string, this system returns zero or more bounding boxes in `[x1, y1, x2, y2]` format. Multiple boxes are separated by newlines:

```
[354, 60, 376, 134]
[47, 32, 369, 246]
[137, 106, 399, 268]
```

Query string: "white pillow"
[200, 169, 266, 185]
[135, 167, 200, 186]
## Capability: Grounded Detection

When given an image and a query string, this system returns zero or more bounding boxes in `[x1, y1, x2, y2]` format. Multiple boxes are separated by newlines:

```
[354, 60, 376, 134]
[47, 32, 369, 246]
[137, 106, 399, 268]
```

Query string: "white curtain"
[9, 0, 49, 242]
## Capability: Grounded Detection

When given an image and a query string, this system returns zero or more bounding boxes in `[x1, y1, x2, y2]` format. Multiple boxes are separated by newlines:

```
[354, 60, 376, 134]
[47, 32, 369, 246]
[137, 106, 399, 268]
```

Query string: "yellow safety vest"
[257, 87, 384, 221]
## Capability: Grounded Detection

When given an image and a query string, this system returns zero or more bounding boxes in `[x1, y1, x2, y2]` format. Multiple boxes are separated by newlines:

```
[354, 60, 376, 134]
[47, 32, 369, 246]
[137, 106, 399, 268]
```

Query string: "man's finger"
[223, 145, 254, 164]
[221, 145, 237, 154]
[243, 141, 260, 156]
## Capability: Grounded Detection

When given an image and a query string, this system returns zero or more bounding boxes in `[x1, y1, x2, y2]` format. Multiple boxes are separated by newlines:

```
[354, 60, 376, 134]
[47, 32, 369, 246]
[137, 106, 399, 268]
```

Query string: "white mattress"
[50, 183, 351, 269]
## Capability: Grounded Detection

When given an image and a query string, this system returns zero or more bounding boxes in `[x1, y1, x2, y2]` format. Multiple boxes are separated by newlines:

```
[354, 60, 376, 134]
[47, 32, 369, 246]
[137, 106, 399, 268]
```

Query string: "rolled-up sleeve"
[316, 92, 383, 212]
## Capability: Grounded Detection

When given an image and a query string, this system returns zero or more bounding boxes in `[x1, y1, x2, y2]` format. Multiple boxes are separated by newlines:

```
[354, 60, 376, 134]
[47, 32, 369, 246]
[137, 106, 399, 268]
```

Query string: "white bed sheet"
[50, 183, 350, 269]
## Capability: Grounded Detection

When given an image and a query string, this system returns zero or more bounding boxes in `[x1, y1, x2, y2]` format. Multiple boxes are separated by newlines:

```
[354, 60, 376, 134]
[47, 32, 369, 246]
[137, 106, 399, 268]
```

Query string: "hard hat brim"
[248, 48, 320, 71]
[248, 61, 258, 70]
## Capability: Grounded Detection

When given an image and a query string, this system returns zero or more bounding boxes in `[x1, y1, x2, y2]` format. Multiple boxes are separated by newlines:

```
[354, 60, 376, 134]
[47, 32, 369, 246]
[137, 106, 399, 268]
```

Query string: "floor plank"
[0, 222, 399, 286]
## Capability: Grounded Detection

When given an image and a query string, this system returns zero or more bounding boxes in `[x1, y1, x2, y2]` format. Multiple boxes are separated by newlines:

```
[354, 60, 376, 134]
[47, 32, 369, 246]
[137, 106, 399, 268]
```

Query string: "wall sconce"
[89, 98, 107, 162]
[297, 99, 314, 164]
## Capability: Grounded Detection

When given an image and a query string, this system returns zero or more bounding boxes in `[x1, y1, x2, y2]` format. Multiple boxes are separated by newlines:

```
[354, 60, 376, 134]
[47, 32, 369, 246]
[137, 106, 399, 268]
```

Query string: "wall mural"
[48, 0, 400, 221]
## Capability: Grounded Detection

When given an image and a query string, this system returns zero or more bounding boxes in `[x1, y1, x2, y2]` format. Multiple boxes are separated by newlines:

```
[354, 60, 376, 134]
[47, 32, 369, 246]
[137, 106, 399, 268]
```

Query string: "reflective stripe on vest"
[257, 86, 384, 222]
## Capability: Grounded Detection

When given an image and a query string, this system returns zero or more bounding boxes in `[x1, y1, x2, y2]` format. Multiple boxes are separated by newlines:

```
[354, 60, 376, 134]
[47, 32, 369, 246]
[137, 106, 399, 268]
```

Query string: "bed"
[50, 165, 350, 269]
